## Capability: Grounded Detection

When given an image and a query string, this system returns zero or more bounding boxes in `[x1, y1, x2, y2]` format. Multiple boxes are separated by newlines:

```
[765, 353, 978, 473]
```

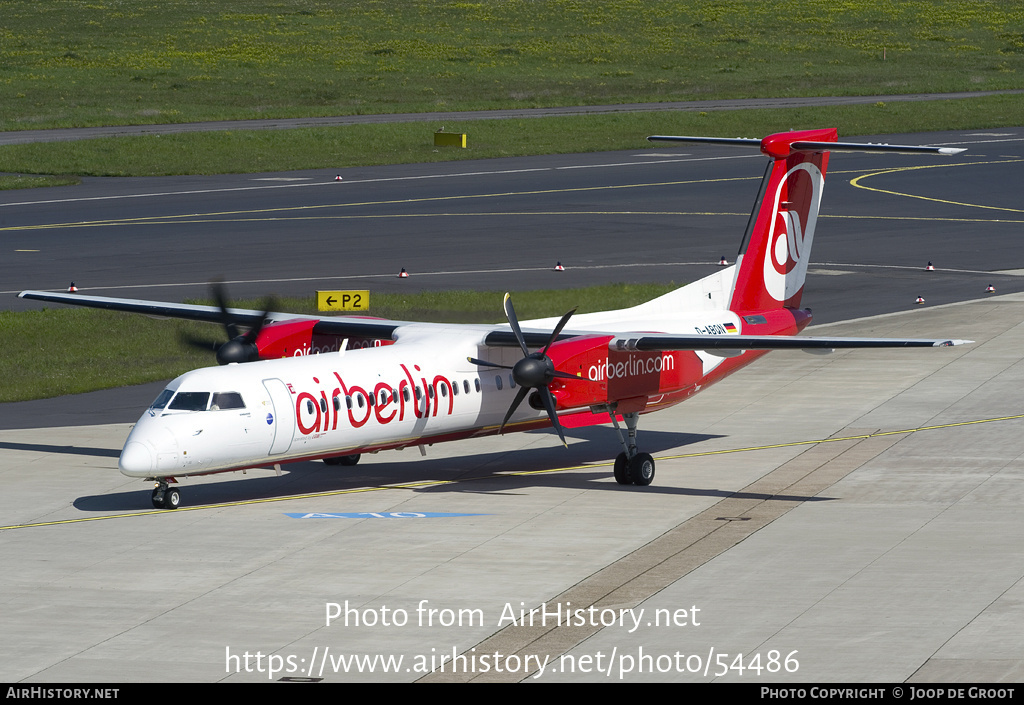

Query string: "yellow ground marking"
[849, 158, 1024, 213]
[2, 411, 1020, 532]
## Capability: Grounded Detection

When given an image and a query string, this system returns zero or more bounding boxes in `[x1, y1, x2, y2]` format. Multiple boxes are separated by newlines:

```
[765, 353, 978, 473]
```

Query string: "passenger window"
[403, 387, 411, 402]
[495, 376, 502, 390]
[333, 396, 341, 412]
[440, 385, 448, 398]
[509, 374, 516, 389]
[319, 397, 327, 413]
[463, 380, 470, 395]
[346, 395, 352, 409]
[306, 399, 315, 415]
[475, 378, 480, 393]
[169, 392, 210, 412]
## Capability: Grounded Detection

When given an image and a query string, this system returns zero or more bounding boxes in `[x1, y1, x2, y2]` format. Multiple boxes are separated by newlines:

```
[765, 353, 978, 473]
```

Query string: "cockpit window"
[150, 389, 174, 410]
[211, 392, 245, 410]
[168, 392, 210, 411]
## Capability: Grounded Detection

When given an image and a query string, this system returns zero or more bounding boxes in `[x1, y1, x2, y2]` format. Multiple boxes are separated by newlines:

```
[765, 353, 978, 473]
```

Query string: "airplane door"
[263, 378, 295, 455]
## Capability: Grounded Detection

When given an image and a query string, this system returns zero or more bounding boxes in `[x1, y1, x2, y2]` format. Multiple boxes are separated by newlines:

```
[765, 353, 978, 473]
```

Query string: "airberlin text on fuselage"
[291, 338, 384, 356]
[294, 362, 456, 436]
[588, 354, 675, 382]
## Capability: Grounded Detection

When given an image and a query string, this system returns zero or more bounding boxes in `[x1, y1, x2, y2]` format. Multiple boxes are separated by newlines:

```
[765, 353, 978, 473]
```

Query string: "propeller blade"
[499, 386, 531, 434]
[467, 357, 514, 370]
[540, 307, 577, 357]
[179, 331, 222, 353]
[191, 283, 279, 365]
[538, 387, 567, 447]
[241, 297, 277, 343]
[492, 294, 578, 446]
[211, 282, 241, 341]
[503, 293, 530, 357]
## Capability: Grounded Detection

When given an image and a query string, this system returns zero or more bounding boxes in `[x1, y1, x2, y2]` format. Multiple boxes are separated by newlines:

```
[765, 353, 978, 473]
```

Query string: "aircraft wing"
[608, 333, 972, 352]
[483, 328, 971, 350]
[18, 290, 972, 351]
[17, 290, 406, 340]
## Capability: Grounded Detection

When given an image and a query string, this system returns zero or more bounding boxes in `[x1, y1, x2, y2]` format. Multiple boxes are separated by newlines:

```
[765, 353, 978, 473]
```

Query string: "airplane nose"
[119, 441, 154, 477]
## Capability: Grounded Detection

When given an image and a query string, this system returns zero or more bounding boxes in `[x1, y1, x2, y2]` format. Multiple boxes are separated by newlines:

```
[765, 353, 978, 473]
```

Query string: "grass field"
[5, 93, 1024, 177]
[2, 1, 1024, 132]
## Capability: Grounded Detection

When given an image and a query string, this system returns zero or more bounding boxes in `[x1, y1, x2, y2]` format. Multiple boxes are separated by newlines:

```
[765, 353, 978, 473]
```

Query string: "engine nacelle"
[545, 334, 702, 410]
[255, 319, 394, 360]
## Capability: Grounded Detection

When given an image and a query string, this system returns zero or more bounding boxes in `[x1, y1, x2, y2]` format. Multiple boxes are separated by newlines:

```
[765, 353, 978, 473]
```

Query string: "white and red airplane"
[19, 129, 970, 509]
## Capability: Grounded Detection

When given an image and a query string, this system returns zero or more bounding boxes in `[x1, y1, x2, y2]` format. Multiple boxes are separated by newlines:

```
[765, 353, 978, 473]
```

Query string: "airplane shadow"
[0, 440, 121, 458]
[71, 427, 832, 511]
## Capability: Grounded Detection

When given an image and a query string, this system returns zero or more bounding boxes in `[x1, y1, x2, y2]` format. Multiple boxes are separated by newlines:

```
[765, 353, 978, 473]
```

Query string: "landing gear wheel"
[613, 452, 631, 485]
[164, 486, 181, 509]
[324, 454, 359, 466]
[628, 453, 655, 486]
[151, 485, 181, 509]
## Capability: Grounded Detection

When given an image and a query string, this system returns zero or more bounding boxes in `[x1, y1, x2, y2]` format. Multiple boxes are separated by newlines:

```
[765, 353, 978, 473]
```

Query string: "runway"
[2, 131, 1023, 683]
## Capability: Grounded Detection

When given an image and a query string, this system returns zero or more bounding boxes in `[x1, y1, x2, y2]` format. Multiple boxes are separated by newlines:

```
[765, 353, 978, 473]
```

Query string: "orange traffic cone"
[718, 256, 728, 266]
[67, 282, 78, 293]
[986, 285, 996, 293]
[925, 262, 935, 271]
[334, 175, 343, 181]
[398, 268, 409, 278]
[554, 261, 565, 271]
[915, 296, 925, 304]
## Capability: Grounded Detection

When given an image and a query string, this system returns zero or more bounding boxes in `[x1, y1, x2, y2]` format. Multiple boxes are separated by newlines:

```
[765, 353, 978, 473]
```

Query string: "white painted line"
[2, 262, 717, 296]
[0, 154, 761, 209]
[936, 137, 1024, 146]
[556, 155, 756, 170]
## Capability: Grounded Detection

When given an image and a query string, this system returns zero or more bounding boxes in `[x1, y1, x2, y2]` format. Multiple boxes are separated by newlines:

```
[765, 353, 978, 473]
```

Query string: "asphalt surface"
[3, 128, 1024, 430]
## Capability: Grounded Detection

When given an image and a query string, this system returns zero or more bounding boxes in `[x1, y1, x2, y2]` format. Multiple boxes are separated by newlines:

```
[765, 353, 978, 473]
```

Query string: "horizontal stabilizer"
[647, 135, 965, 156]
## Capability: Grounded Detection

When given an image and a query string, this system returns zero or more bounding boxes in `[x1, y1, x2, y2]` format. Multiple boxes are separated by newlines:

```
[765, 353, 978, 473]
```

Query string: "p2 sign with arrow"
[317, 290, 370, 312]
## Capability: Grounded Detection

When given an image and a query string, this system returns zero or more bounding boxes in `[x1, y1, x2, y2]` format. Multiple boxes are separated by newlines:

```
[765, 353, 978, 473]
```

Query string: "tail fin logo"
[762, 162, 824, 304]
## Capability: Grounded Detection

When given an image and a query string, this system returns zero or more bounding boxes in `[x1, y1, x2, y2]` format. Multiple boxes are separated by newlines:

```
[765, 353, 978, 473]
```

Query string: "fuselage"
[117, 275, 796, 481]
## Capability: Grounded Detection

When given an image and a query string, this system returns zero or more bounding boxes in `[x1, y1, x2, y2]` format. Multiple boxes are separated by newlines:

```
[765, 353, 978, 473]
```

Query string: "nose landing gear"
[151, 481, 181, 510]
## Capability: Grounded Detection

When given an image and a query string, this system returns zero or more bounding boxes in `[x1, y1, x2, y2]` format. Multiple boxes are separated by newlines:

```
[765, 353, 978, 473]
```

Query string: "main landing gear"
[151, 481, 181, 510]
[609, 411, 655, 486]
[323, 453, 361, 467]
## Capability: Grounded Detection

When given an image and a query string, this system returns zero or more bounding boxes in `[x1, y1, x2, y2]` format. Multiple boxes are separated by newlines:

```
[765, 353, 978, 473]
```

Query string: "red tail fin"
[728, 128, 836, 312]
[646, 130, 963, 313]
